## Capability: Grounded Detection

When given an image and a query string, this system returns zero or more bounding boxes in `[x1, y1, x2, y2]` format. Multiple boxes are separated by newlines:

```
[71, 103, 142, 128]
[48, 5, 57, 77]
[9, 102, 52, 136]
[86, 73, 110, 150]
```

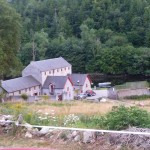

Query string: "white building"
[1, 57, 92, 101]
[68, 74, 92, 96]
[1, 75, 41, 96]
[22, 57, 72, 85]
[42, 76, 74, 100]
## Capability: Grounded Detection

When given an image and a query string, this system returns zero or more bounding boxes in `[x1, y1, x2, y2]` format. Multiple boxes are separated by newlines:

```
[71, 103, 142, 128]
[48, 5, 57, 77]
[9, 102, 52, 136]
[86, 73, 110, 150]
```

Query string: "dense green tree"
[0, 0, 22, 79]
[7, 0, 150, 76]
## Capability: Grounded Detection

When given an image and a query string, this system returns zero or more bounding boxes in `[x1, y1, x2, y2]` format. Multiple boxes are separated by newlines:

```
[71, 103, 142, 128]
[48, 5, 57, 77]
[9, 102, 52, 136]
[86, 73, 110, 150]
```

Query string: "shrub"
[21, 93, 28, 101]
[103, 106, 150, 130]
[125, 95, 150, 100]
[41, 95, 49, 101]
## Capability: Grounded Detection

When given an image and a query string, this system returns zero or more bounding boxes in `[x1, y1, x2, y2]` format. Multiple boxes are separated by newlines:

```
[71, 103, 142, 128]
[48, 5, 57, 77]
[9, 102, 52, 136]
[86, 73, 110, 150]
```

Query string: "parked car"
[74, 93, 87, 100]
[85, 90, 96, 96]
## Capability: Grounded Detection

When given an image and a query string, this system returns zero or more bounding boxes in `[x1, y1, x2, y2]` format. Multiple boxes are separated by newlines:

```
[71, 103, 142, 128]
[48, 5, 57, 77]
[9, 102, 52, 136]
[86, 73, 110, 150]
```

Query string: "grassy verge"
[1, 101, 150, 130]
[125, 95, 150, 100]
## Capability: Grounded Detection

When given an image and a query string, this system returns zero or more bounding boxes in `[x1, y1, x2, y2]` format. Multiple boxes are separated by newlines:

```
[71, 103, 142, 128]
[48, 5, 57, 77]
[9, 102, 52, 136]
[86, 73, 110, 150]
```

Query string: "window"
[67, 87, 69, 91]
[61, 69, 62, 71]
[29, 88, 31, 91]
[65, 68, 66, 71]
[86, 84, 88, 87]
[34, 86, 36, 90]
[68, 67, 70, 70]
[57, 69, 59, 72]
[19, 90, 21, 94]
[53, 70, 55, 74]
[49, 71, 51, 74]
[45, 72, 46, 75]
[25, 89, 27, 92]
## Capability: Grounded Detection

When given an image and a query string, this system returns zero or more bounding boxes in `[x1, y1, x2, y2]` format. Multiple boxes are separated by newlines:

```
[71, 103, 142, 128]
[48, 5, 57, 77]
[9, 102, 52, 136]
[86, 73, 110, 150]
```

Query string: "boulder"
[100, 98, 107, 102]
[74, 135, 80, 142]
[25, 131, 33, 138]
[39, 127, 51, 135]
[72, 131, 77, 138]
[83, 131, 95, 143]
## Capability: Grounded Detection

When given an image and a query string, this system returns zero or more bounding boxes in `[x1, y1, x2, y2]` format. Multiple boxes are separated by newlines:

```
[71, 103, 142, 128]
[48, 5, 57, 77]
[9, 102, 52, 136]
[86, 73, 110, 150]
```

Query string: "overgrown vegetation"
[102, 106, 150, 130]
[21, 93, 28, 101]
[125, 95, 150, 100]
[1, 102, 150, 130]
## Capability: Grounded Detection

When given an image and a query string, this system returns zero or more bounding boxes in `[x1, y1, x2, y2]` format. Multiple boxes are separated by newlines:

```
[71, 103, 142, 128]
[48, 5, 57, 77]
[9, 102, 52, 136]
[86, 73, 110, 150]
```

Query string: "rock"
[25, 131, 32, 138]
[72, 131, 77, 138]
[4, 115, 13, 120]
[74, 135, 80, 142]
[45, 132, 54, 138]
[83, 131, 95, 143]
[31, 128, 39, 136]
[39, 127, 50, 135]
[100, 98, 107, 102]
[25, 123, 33, 131]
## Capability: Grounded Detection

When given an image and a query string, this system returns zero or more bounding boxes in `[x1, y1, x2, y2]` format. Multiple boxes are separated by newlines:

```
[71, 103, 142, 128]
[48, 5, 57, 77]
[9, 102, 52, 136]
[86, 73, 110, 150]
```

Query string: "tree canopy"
[4, 0, 150, 76]
[0, 0, 22, 79]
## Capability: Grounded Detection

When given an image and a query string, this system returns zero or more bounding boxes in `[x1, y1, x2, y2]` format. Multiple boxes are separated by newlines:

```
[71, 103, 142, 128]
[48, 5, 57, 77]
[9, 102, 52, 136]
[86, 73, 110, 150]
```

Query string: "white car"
[75, 93, 87, 100]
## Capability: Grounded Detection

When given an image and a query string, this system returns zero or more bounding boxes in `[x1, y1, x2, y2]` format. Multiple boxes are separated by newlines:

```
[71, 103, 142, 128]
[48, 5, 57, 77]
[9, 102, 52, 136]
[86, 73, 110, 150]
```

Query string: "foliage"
[102, 106, 150, 130]
[21, 93, 28, 101]
[1, 102, 150, 130]
[125, 95, 150, 100]
[5, 0, 150, 76]
[64, 114, 79, 127]
[41, 95, 49, 101]
[0, 0, 22, 79]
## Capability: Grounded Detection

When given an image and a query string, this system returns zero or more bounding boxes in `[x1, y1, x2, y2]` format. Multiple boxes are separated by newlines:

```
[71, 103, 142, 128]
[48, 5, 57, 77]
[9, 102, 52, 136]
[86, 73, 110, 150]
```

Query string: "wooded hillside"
[4, 0, 150, 76]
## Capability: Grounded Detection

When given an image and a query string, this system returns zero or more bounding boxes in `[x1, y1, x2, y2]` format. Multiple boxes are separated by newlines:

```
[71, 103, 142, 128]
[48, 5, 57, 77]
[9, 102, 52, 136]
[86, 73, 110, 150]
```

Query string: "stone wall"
[117, 88, 150, 99]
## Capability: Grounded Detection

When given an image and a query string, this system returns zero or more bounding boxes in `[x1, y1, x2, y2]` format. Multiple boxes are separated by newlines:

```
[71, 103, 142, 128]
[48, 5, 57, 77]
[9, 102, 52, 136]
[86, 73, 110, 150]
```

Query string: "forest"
[0, 0, 150, 79]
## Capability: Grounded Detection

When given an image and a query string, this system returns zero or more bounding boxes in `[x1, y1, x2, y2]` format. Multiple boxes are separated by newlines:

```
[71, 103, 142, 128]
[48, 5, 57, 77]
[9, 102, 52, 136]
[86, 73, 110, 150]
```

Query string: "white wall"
[41, 66, 72, 85]
[63, 79, 74, 100]
[73, 77, 91, 96]
[42, 79, 73, 100]
[82, 77, 92, 93]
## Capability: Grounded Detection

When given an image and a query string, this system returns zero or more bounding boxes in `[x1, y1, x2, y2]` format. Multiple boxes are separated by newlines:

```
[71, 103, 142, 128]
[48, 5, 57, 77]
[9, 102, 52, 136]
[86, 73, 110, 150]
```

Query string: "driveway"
[86, 89, 108, 100]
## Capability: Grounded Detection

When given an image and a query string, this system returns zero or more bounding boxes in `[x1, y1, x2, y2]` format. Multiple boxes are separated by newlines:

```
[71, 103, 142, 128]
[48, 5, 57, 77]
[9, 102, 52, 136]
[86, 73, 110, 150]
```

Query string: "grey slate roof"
[68, 74, 88, 86]
[28, 57, 71, 72]
[43, 76, 68, 89]
[2, 76, 41, 93]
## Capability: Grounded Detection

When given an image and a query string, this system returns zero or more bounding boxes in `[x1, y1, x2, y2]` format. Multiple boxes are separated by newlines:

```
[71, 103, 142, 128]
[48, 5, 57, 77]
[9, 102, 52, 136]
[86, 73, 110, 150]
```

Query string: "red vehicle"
[85, 90, 96, 96]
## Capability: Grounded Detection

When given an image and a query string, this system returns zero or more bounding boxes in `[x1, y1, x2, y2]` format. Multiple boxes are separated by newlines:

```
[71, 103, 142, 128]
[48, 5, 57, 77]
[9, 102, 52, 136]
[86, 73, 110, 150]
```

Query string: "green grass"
[116, 81, 149, 90]
[125, 95, 150, 100]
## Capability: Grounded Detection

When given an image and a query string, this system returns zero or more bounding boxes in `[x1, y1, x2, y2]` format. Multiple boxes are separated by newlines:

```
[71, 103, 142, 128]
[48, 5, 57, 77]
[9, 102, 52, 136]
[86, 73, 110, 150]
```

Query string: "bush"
[125, 95, 150, 100]
[21, 93, 28, 101]
[103, 106, 150, 130]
